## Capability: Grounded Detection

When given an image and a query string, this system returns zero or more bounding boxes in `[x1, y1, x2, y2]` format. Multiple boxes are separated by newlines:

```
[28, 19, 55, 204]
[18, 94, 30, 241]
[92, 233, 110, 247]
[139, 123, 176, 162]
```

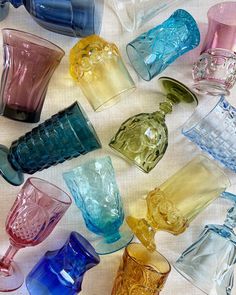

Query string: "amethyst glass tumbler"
[192, 2, 236, 96]
[0, 28, 65, 123]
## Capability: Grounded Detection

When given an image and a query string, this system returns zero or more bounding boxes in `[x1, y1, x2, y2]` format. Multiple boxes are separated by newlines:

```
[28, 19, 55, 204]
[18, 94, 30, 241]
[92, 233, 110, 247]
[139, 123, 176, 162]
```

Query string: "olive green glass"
[109, 77, 198, 173]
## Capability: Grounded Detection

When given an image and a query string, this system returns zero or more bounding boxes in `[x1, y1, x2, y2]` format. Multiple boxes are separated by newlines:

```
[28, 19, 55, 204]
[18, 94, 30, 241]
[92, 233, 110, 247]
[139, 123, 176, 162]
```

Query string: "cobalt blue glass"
[174, 192, 236, 295]
[63, 156, 134, 255]
[182, 96, 236, 173]
[0, 0, 104, 37]
[126, 9, 200, 81]
[0, 101, 101, 186]
[26, 232, 100, 295]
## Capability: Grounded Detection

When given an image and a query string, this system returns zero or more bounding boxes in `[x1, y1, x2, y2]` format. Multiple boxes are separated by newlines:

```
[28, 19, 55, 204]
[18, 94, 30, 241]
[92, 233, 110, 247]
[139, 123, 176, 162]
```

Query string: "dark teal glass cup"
[0, 101, 101, 186]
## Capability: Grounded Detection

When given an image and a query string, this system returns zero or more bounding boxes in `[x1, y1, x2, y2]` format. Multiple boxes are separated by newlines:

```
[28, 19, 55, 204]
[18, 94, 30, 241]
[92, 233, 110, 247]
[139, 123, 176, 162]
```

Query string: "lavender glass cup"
[0, 28, 65, 123]
[192, 2, 236, 96]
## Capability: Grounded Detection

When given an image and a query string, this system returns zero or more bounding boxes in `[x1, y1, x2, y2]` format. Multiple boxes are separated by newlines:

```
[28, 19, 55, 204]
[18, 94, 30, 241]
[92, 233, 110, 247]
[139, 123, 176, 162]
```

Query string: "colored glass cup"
[126, 9, 200, 81]
[70, 35, 135, 111]
[109, 77, 197, 173]
[0, 101, 101, 186]
[111, 243, 171, 295]
[0, 177, 72, 292]
[126, 155, 230, 252]
[192, 2, 236, 96]
[174, 192, 236, 295]
[63, 156, 134, 255]
[26, 232, 100, 295]
[182, 96, 236, 173]
[0, 28, 64, 123]
[0, 0, 104, 37]
[113, 0, 187, 32]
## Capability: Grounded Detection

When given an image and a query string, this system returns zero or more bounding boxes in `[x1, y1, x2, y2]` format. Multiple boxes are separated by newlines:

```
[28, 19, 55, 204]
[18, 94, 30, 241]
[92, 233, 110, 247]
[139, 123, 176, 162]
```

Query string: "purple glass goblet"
[0, 28, 65, 122]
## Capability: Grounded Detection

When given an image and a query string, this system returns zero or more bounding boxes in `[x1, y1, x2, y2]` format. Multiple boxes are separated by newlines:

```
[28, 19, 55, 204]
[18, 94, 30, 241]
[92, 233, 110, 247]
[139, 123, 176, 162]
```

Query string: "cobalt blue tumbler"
[26, 232, 100, 295]
[0, 0, 104, 37]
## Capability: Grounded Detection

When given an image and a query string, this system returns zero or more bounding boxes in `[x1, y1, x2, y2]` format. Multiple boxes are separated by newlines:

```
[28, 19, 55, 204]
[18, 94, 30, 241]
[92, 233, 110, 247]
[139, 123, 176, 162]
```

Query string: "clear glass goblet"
[0, 177, 72, 292]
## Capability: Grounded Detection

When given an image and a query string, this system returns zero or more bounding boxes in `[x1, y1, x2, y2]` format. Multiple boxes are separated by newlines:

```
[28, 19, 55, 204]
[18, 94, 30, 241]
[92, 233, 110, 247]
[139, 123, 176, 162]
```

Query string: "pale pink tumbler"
[192, 2, 236, 96]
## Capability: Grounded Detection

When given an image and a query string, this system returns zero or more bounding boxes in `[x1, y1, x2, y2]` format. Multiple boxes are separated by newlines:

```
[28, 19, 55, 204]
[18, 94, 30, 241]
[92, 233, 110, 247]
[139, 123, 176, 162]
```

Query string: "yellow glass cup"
[112, 243, 171, 295]
[127, 155, 230, 251]
[69, 35, 136, 111]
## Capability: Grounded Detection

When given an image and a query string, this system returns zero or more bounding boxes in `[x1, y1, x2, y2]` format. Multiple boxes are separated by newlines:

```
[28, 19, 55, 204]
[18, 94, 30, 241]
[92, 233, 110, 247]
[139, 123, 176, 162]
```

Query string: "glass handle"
[220, 191, 236, 203]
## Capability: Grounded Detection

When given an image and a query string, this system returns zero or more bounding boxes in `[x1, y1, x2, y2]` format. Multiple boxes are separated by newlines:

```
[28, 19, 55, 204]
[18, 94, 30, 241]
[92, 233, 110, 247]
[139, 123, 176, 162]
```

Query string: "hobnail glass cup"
[0, 28, 64, 123]
[63, 156, 134, 255]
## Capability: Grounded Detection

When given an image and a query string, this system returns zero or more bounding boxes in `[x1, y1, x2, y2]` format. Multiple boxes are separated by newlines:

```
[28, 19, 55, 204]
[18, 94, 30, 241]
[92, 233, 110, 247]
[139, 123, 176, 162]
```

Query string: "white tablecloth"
[0, 0, 235, 294]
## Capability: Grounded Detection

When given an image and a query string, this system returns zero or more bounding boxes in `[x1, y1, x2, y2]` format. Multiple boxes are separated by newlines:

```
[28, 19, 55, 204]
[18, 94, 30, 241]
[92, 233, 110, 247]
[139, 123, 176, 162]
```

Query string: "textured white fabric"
[0, 0, 235, 294]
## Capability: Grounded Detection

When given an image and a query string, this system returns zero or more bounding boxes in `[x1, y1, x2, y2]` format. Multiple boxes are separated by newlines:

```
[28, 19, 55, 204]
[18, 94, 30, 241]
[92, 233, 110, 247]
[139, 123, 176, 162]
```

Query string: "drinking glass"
[126, 155, 230, 252]
[182, 96, 236, 173]
[0, 177, 72, 292]
[111, 243, 171, 295]
[126, 9, 200, 81]
[63, 156, 134, 255]
[70, 35, 135, 111]
[0, 101, 101, 186]
[174, 192, 236, 295]
[0, 28, 64, 123]
[109, 77, 197, 173]
[0, 0, 104, 37]
[192, 2, 236, 96]
[26, 232, 100, 295]
[113, 0, 186, 32]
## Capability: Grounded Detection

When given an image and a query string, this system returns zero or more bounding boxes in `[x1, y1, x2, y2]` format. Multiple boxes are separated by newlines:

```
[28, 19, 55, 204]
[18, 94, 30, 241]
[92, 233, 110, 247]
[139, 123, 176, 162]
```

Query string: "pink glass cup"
[0, 28, 65, 123]
[0, 177, 72, 292]
[192, 2, 236, 96]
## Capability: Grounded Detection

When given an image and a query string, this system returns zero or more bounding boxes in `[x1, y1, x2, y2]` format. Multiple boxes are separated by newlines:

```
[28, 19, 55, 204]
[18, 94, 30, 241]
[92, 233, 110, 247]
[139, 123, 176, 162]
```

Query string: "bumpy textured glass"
[113, 0, 187, 32]
[182, 96, 236, 173]
[192, 2, 236, 96]
[0, 178, 71, 292]
[126, 9, 200, 81]
[109, 77, 197, 173]
[192, 48, 236, 96]
[0, 29, 64, 123]
[0, 0, 104, 37]
[126, 155, 230, 252]
[70, 35, 135, 111]
[0, 102, 101, 186]
[112, 243, 171, 295]
[63, 156, 133, 255]
[175, 193, 236, 295]
[26, 232, 100, 295]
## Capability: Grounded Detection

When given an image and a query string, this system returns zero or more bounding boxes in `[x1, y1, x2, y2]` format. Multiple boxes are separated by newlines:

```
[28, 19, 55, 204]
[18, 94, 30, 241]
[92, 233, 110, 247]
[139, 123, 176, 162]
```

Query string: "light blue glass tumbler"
[182, 96, 236, 173]
[126, 9, 200, 81]
[63, 156, 134, 255]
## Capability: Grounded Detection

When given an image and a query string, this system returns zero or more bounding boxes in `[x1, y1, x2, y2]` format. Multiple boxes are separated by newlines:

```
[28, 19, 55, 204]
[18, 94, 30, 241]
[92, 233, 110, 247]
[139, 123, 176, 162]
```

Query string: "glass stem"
[0, 244, 20, 270]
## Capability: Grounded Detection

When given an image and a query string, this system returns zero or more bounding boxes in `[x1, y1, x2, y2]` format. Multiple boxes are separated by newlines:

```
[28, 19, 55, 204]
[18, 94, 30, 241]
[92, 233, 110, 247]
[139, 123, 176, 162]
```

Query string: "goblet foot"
[192, 80, 230, 96]
[94, 226, 134, 255]
[0, 145, 24, 186]
[0, 258, 24, 292]
[126, 216, 156, 252]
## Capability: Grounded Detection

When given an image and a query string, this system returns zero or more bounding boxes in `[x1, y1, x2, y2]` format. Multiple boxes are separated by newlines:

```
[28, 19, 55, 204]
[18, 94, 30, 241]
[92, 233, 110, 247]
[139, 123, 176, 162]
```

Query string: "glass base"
[2, 104, 40, 123]
[94, 227, 134, 255]
[0, 258, 24, 292]
[0, 145, 24, 186]
[192, 80, 230, 96]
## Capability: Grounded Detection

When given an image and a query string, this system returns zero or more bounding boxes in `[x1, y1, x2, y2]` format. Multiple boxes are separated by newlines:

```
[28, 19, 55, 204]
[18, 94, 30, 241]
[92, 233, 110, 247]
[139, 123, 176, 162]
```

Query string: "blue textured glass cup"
[26, 231, 100, 295]
[126, 9, 200, 81]
[0, 101, 101, 186]
[63, 156, 134, 255]
[174, 192, 236, 295]
[182, 96, 236, 173]
[0, 0, 104, 37]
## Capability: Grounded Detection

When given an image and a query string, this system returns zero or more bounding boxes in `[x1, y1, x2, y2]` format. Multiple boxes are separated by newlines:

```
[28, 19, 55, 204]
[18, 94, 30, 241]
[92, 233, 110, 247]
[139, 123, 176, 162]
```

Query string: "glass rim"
[2, 28, 65, 57]
[126, 243, 171, 275]
[208, 1, 236, 27]
[27, 177, 72, 205]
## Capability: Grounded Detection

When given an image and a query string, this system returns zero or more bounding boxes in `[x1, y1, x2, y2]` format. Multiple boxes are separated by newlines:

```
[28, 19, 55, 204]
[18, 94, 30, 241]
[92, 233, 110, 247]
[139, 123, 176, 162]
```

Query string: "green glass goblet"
[109, 77, 197, 173]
